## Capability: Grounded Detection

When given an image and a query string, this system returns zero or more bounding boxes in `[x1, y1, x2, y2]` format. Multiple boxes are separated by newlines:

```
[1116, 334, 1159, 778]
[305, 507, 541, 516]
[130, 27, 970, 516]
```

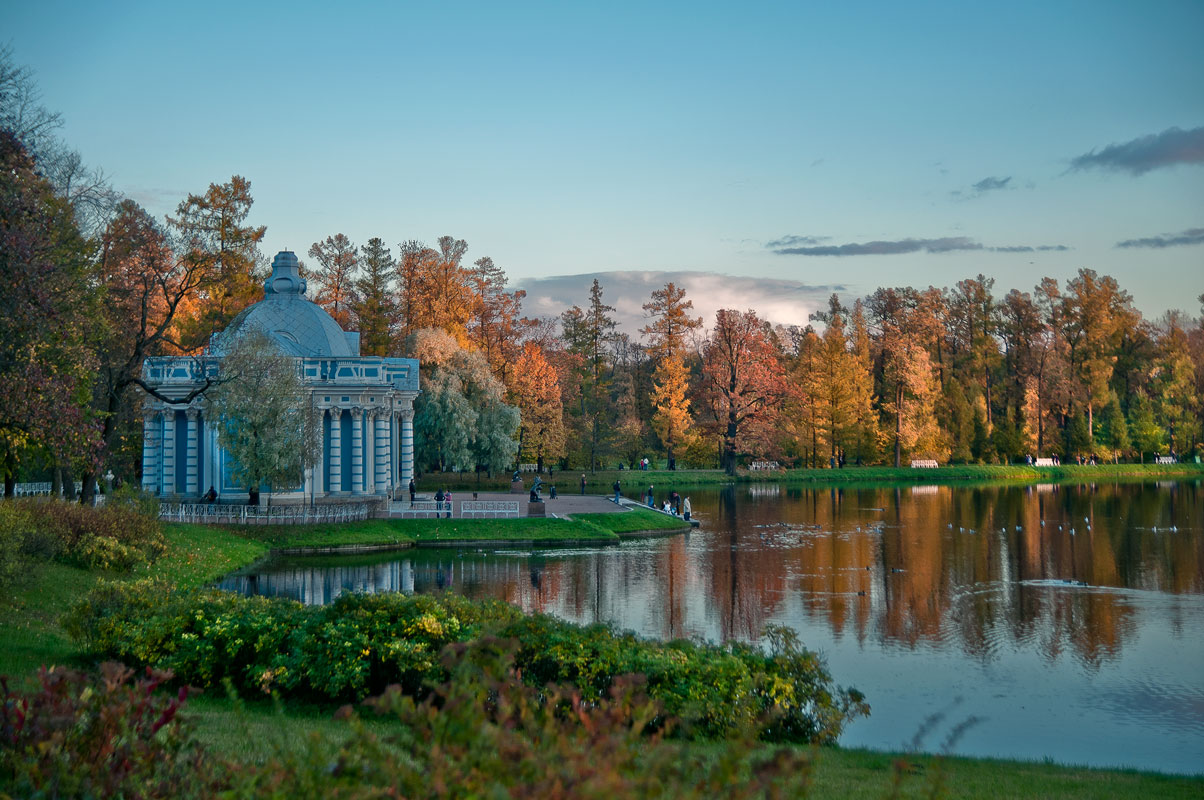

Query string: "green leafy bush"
[0, 497, 165, 572]
[67, 586, 868, 743]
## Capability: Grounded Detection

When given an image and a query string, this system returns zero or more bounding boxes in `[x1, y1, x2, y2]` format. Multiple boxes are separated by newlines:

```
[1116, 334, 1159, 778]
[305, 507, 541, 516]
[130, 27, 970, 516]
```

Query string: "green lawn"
[392, 516, 618, 543]
[426, 462, 1204, 492]
[573, 506, 691, 534]
[203, 519, 414, 550]
[181, 697, 1203, 798]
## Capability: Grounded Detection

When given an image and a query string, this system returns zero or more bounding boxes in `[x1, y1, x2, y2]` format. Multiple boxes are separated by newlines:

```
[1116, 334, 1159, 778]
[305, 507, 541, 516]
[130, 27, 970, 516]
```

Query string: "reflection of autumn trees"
[245, 482, 1198, 673]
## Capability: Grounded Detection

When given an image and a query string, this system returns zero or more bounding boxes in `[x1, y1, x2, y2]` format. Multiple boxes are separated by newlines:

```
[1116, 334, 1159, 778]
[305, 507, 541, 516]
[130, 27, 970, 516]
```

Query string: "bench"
[910, 459, 939, 468]
[460, 500, 520, 518]
[1155, 455, 1177, 464]
[748, 460, 780, 471]
[1034, 458, 1056, 467]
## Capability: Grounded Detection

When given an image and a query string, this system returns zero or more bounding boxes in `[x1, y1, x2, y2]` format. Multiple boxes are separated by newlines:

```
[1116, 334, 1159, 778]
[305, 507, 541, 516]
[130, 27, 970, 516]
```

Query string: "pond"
[218, 480, 1204, 774]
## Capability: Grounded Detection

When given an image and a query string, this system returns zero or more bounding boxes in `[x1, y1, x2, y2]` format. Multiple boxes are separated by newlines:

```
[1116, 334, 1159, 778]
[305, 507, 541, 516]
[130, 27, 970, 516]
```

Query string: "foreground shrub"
[0, 497, 165, 573]
[67, 585, 868, 743]
[0, 663, 221, 799]
[317, 635, 817, 798]
[1, 643, 822, 799]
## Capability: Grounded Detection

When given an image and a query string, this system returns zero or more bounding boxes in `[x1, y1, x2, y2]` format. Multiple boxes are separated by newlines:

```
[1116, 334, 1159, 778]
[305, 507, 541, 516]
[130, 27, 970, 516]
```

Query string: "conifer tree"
[307, 233, 360, 331]
[353, 237, 397, 356]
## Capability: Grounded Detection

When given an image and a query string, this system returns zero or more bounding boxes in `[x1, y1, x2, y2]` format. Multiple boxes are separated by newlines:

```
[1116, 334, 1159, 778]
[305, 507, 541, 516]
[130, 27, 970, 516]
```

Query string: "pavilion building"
[139, 250, 419, 502]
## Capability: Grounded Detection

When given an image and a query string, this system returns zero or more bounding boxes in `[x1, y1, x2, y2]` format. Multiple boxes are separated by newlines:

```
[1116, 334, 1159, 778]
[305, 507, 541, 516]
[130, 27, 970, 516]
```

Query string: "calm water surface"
[220, 480, 1204, 774]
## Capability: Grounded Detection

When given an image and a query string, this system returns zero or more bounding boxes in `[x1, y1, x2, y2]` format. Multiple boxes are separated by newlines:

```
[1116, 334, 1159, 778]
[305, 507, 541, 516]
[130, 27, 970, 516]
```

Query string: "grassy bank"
[395, 516, 618, 543]
[0, 522, 266, 680]
[574, 506, 691, 535]
[426, 462, 1204, 492]
[181, 697, 1202, 798]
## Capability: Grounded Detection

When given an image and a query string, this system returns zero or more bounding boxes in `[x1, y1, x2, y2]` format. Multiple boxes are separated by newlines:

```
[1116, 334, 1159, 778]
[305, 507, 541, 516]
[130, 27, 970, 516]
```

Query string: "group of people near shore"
[612, 480, 691, 520]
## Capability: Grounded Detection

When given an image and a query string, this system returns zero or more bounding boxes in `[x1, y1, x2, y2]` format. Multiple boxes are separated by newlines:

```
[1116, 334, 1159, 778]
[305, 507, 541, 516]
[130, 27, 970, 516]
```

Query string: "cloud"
[769, 236, 1070, 256]
[1069, 126, 1204, 175]
[517, 271, 845, 335]
[765, 234, 830, 249]
[1115, 227, 1204, 249]
[989, 244, 1071, 253]
[772, 236, 983, 256]
[971, 176, 1012, 193]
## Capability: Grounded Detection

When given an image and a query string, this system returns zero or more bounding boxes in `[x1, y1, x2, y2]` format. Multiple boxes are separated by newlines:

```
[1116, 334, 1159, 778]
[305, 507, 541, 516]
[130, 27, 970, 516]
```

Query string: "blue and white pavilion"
[140, 250, 419, 501]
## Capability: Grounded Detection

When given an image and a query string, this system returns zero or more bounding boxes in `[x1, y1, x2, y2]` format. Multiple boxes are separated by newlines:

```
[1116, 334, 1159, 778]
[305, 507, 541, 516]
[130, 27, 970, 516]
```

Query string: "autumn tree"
[846, 300, 880, 464]
[307, 233, 359, 330]
[80, 199, 221, 502]
[0, 129, 100, 495]
[469, 256, 528, 387]
[168, 176, 266, 351]
[642, 283, 703, 466]
[561, 280, 617, 470]
[353, 237, 397, 356]
[867, 288, 944, 466]
[947, 275, 1001, 424]
[410, 328, 519, 475]
[699, 310, 788, 474]
[810, 295, 859, 463]
[512, 342, 566, 472]
[1061, 268, 1135, 440]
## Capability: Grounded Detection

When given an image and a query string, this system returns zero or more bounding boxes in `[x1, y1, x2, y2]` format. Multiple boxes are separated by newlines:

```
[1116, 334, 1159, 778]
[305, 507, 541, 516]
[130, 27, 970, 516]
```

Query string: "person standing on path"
[580, 474, 586, 495]
[408, 478, 416, 503]
[444, 490, 453, 518]
[683, 496, 692, 521]
[647, 485, 655, 507]
[613, 480, 621, 503]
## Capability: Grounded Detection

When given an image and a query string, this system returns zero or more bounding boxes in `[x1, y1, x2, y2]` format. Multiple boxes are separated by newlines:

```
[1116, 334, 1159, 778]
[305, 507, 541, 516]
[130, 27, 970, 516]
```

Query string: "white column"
[329, 408, 343, 493]
[374, 410, 390, 495]
[363, 409, 375, 494]
[312, 406, 325, 498]
[350, 407, 365, 495]
[400, 407, 414, 490]
[185, 408, 200, 496]
[161, 410, 175, 496]
[141, 410, 160, 494]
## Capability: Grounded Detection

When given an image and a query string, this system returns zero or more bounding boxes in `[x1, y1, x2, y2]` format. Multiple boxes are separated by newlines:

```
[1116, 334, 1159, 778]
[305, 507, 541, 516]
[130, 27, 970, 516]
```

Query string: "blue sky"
[6, 0, 1202, 330]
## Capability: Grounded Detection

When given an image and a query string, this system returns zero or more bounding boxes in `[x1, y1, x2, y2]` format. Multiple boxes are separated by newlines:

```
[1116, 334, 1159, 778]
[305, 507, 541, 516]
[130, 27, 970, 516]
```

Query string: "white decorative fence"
[14, 482, 84, 497]
[159, 503, 371, 525]
[398, 501, 451, 518]
[909, 459, 939, 468]
[748, 461, 780, 471]
[459, 500, 521, 518]
[1154, 455, 1177, 464]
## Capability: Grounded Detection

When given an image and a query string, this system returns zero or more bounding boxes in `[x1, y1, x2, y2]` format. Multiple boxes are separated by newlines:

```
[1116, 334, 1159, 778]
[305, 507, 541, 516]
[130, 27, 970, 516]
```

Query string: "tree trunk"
[81, 472, 98, 505]
[51, 468, 63, 497]
[62, 467, 77, 500]
[894, 382, 903, 468]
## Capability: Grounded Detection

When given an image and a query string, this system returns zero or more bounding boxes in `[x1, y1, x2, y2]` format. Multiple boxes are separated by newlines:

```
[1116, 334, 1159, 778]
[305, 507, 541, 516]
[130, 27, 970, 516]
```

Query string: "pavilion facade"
[139, 250, 419, 502]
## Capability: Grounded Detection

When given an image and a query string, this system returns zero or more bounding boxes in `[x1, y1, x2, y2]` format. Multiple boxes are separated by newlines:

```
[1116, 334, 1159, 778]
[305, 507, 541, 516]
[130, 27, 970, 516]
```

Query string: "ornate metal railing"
[159, 502, 371, 525]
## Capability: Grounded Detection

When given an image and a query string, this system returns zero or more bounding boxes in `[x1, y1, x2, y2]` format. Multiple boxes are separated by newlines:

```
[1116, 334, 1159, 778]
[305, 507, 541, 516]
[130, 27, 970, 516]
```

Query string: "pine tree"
[352, 238, 397, 356]
[307, 233, 360, 331]
[642, 282, 702, 466]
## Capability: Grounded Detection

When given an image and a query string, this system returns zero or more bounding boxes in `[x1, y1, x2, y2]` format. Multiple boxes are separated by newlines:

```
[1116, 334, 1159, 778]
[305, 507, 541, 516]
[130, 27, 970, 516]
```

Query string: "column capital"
[185, 407, 201, 420]
[350, 406, 364, 420]
[399, 408, 414, 422]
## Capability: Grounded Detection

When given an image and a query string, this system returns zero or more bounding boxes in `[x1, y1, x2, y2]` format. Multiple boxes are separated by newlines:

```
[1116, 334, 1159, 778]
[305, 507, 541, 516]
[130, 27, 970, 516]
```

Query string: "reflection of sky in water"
[219, 480, 1204, 774]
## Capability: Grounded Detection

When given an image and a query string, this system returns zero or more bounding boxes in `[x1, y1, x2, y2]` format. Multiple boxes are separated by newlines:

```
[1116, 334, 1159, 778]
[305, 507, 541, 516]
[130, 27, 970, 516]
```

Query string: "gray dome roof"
[215, 251, 360, 358]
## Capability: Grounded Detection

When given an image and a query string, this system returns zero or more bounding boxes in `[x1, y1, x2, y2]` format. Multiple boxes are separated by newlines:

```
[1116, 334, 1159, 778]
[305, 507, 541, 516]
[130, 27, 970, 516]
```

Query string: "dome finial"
[265, 250, 306, 296]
